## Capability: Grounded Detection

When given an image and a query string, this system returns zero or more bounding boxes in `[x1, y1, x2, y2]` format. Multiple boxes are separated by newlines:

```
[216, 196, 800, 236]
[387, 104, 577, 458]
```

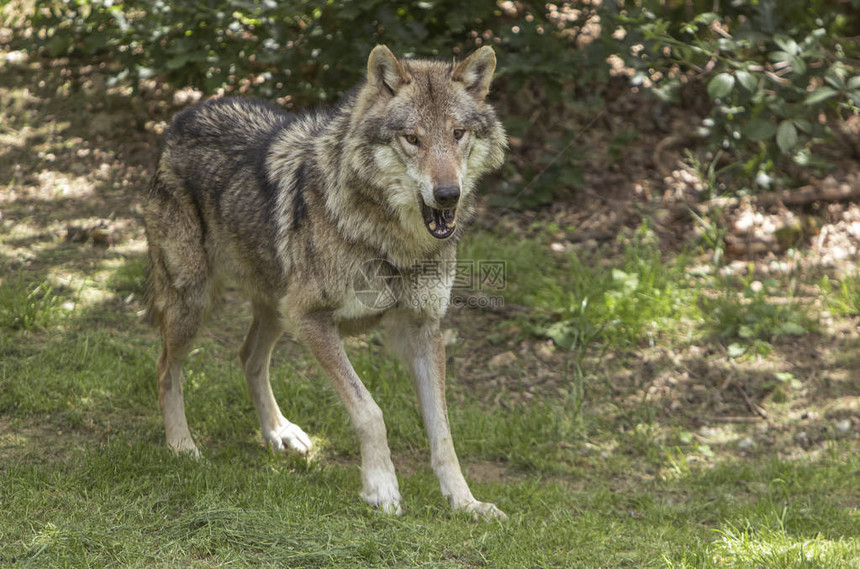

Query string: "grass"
[2, 435, 857, 567]
[1, 50, 858, 568]
[1, 230, 858, 567]
[821, 273, 860, 317]
[461, 223, 701, 350]
[0, 273, 65, 331]
[3, 425, 857, 567]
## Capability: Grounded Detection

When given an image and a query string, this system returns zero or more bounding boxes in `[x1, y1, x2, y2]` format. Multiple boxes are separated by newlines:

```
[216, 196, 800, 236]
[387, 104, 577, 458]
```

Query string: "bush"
[610, 0, 860, 189]
[16, 1, 605, 104]
[7, 0, 860, 202]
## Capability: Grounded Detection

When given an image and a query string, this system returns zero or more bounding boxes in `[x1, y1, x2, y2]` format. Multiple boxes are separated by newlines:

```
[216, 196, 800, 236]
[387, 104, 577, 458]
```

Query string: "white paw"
[360, 471, 403, 515]
[457, 500, 508, 521]
[264, 421, 313, 455]
[168, 437, 201, 459]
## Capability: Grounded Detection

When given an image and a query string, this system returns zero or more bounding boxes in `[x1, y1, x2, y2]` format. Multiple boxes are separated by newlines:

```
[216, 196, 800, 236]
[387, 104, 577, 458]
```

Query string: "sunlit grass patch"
[701, 276, 812, 344]
[461, 223, 700, 351]
[105, 253, 147, 298]
[706, 523, 860, 569]
[0, 273, 65, 331]
[820, 273, 860, 317]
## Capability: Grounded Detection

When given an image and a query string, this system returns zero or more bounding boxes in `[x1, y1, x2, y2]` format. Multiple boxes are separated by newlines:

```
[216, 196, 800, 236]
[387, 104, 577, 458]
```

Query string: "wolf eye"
[404, 134, 420, 146]
[453, 129, 466, 140]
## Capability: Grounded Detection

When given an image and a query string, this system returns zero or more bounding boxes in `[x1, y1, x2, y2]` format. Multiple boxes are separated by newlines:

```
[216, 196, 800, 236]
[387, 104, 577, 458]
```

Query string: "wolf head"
[347, 46, 507, 241]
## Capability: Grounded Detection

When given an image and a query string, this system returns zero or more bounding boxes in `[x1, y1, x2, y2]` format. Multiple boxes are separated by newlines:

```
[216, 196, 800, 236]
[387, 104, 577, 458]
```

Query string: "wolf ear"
[367, 45, 410, 96]
[452, 46, 497, 100]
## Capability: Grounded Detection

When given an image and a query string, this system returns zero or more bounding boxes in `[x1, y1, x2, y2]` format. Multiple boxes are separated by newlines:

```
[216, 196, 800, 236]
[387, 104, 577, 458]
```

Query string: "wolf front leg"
[297, 314, 402, 515]
[388, 320, 507, 520]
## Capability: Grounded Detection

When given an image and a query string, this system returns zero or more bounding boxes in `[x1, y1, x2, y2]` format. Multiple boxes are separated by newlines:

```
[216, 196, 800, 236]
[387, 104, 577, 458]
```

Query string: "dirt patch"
[464, 460, 513, 484]
[0, 419, 94, 466]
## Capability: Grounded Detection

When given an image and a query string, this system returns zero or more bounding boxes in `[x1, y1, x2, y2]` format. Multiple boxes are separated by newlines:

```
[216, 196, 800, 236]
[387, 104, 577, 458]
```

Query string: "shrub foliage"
[8, 0, 860, 203]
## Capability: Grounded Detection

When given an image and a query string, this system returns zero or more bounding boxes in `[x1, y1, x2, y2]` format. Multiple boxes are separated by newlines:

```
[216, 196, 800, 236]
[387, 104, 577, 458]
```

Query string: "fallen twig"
[705, 416, 764, 424]
[455, 294, 531, 316]
[735, 381, 768, 420]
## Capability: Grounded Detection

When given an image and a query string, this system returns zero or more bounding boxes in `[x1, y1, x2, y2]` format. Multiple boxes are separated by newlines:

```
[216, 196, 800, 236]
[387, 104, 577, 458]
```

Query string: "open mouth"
[420, 201, 457, 239]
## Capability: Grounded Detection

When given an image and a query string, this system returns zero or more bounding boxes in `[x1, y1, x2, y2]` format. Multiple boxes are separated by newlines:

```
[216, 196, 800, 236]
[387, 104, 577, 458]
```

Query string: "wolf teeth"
[428, 221, 437, 231]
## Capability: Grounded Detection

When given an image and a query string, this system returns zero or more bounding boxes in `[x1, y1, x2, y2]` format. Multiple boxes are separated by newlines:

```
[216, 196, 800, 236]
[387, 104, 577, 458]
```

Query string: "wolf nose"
[433, 186, 460, 208]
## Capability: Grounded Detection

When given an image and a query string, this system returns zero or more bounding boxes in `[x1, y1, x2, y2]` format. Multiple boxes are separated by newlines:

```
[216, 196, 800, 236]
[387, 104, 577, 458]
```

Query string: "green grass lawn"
[1, 232, 858, 567]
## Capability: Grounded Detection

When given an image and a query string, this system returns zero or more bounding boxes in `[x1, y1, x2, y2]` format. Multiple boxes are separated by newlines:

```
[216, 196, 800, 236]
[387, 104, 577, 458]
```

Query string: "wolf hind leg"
[145, 188, 212, 458]
[157, 343, 199, 457]
[240, 304, 312, 455]
[151, 276, 211, 458]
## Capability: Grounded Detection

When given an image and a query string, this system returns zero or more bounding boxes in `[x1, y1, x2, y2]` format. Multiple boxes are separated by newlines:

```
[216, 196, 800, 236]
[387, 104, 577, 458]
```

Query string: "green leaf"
[767, 99, 789, 117]
[46, 34, 70, 57]
[692, 12, 718, 26]
[545, 322, 576, 351]
[790, 56, 807, 76]
[804, 87, 839, 105]
[727, 343, 747, 358]
[825, 71, 845, 90]
[745, 118, 777, 142]
[697, 444, 715, 458]
[735, 70, 757, 92]
[793, 119, 813, 134]
[774, 34, 798, 56]
[807, 27, 826, 41]
[769, 50, 792, 64]
[716, 38, 737, 53]
[774, 372, 795, 382]
[847, 76, 860, 90]
[778, 321, 805, 335]
[776, 120, 798, 154]
[707, 73, 735, 100]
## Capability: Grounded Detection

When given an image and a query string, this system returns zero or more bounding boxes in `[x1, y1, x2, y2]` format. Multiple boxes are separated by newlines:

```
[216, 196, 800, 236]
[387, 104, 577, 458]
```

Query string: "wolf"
[143, 45, 507, 519]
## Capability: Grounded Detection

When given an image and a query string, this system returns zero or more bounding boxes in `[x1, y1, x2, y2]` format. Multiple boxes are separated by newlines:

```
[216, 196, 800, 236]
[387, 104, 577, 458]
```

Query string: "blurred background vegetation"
[6, 0, 860, 207]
